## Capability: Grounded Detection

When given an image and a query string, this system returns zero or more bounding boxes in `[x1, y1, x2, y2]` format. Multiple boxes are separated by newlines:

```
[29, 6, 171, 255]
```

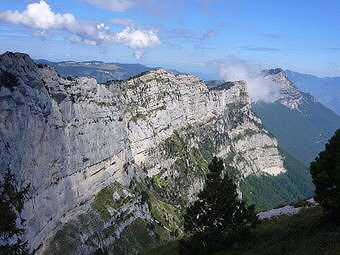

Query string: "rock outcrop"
[263, 68, 318, 112]
[0, 52, 286, 254]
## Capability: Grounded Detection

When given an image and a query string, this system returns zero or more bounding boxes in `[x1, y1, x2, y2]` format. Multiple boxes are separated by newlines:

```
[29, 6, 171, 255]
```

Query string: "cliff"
[1, 52, 288, 254]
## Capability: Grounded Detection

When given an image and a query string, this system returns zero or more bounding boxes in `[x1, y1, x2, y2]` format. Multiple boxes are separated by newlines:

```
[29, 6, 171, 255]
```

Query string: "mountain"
[35, 59, 154, 83]
[286, 70, 340, 115]
[0, 52, 313, 254]
[253, 68, 340, 164]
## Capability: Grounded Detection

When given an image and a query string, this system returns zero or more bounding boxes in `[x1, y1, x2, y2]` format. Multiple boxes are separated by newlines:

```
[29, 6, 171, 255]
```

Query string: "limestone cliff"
[0, 52, 287, 254]
[263, 68, 318, 112]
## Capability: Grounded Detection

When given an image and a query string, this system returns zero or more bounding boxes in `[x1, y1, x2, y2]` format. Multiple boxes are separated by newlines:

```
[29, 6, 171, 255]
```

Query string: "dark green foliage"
[144, 207, 340, 255]
[253, 101, 340, 164]
[241, 150, 314, 211]
[0, 169, 30, 255]
[182, 158, 257, 254]
[0, 70, 19, 89]
[310, 129, 340, 224]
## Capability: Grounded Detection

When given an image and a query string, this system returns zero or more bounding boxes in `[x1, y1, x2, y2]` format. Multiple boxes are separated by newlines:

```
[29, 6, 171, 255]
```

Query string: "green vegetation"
[310, 129, 340, 224]
[182, 158, 256, 254]
[157, 128, 215, 208]
[253, 101, 340, 164]
[114, 218, 158, 255]
[91, 182, 131, 220]
[44, 221, 80, 255]
[231, 129, 260, 141]
[143, 207, 340, 255]
[240, 150, 314, 211]
[131, 113, 147, 123]
[126, 81, 138, 90]
[292, 199, 314, 208]
[145, 191, 183, 239]
[90, 179, 183, 253]
[96, 101, 116, 107]
[0, 169, 30, 255]
[162, 130, 213, 169]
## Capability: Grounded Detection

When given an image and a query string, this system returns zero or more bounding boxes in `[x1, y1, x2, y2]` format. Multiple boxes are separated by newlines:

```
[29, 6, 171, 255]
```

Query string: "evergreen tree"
[0, 169, 30, 255]
[182, 157, 257, 254]
[310, 129, 340, 224]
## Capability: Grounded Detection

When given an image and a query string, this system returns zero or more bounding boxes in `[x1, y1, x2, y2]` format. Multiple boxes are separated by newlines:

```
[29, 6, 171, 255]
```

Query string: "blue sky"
[0, 0, 339, 78]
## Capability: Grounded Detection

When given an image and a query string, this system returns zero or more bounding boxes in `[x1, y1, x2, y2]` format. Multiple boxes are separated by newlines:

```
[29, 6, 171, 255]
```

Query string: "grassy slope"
[143, 207, 340, 255]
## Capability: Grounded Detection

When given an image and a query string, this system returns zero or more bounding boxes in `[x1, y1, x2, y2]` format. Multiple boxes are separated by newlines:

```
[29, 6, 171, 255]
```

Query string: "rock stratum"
[0, 52, 311, 254]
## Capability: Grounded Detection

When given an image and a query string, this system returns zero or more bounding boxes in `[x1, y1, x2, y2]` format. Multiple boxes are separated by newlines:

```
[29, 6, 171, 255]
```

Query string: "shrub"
[310, 129, 340, 225]
[182, 157, 257, 254]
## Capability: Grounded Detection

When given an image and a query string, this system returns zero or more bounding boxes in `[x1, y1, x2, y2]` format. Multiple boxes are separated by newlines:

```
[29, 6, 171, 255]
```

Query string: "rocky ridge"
[263, 68, 318, 112]
[0, 52, 286, 254]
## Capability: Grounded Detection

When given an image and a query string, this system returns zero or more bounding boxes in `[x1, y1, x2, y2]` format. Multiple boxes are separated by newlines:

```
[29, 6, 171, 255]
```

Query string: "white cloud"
[69, 34, 97, 46]
[0, 1, 75, 30]
[212, 58, 281, 103]
[0, 1, 160, 60]
[116, 27, 160, 59]
[80, 0, 136, 12]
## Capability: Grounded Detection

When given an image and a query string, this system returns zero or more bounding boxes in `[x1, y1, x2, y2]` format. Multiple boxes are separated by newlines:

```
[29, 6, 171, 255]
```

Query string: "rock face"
[263, 68, 318, 112]
[0, 52, 287, 254]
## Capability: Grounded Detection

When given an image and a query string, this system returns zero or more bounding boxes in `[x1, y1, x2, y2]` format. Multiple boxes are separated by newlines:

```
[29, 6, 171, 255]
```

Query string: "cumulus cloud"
[0, 0, 75, 30]
[213, 58, 281, 103]
[80, 0, 136, 12]
[0, 1, 160, 60]
[116, 27, 160, 60]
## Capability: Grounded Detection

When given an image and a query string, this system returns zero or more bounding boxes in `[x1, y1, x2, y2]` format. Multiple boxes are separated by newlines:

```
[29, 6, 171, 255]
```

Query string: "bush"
[310, 129, 340, 225]
[0, 169, 30, 254]
[182, 157, 257, 254]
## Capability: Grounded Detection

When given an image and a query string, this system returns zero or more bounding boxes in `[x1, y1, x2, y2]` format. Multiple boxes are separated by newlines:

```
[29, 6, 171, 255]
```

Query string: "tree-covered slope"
[240, 150, 314, 211]
[252, 101, 340, 164]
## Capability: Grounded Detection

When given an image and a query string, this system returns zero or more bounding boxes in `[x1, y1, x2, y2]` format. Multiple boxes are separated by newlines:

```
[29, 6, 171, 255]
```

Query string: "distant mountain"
[253, 69, 340, 164]
[286, 70, 340, 115]
[35, 59, 154, 83]
[207, 68, 340, 165]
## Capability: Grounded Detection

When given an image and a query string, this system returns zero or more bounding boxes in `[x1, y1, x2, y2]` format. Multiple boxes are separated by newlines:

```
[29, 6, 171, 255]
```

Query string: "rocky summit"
[254, 68, 340, 164]
[0, 52, 306, 254]
[263, 68, 318, 112]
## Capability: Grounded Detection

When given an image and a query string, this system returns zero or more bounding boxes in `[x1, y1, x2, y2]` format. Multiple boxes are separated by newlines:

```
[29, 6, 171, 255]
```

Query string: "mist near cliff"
[208, 58, 281, 103]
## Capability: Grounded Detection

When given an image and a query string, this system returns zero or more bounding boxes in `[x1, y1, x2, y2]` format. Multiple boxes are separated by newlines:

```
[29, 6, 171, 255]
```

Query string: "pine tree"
[0, 169, 30, 255]
[183, 157, 257, 254]
[310, 129, 340, 224]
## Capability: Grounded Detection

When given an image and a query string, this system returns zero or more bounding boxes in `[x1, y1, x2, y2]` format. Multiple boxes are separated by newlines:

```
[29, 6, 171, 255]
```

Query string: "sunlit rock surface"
[0, 52, 286, 254]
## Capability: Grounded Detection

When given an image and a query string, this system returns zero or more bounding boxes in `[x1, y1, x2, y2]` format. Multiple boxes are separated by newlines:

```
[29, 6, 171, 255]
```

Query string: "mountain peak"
[0, 51, 36, 70]
[0, 51, 45, 88]
[263, 68, 286, 77]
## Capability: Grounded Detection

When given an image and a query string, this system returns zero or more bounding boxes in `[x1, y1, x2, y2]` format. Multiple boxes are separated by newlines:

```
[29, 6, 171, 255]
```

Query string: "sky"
[0, 0, 340, 78]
